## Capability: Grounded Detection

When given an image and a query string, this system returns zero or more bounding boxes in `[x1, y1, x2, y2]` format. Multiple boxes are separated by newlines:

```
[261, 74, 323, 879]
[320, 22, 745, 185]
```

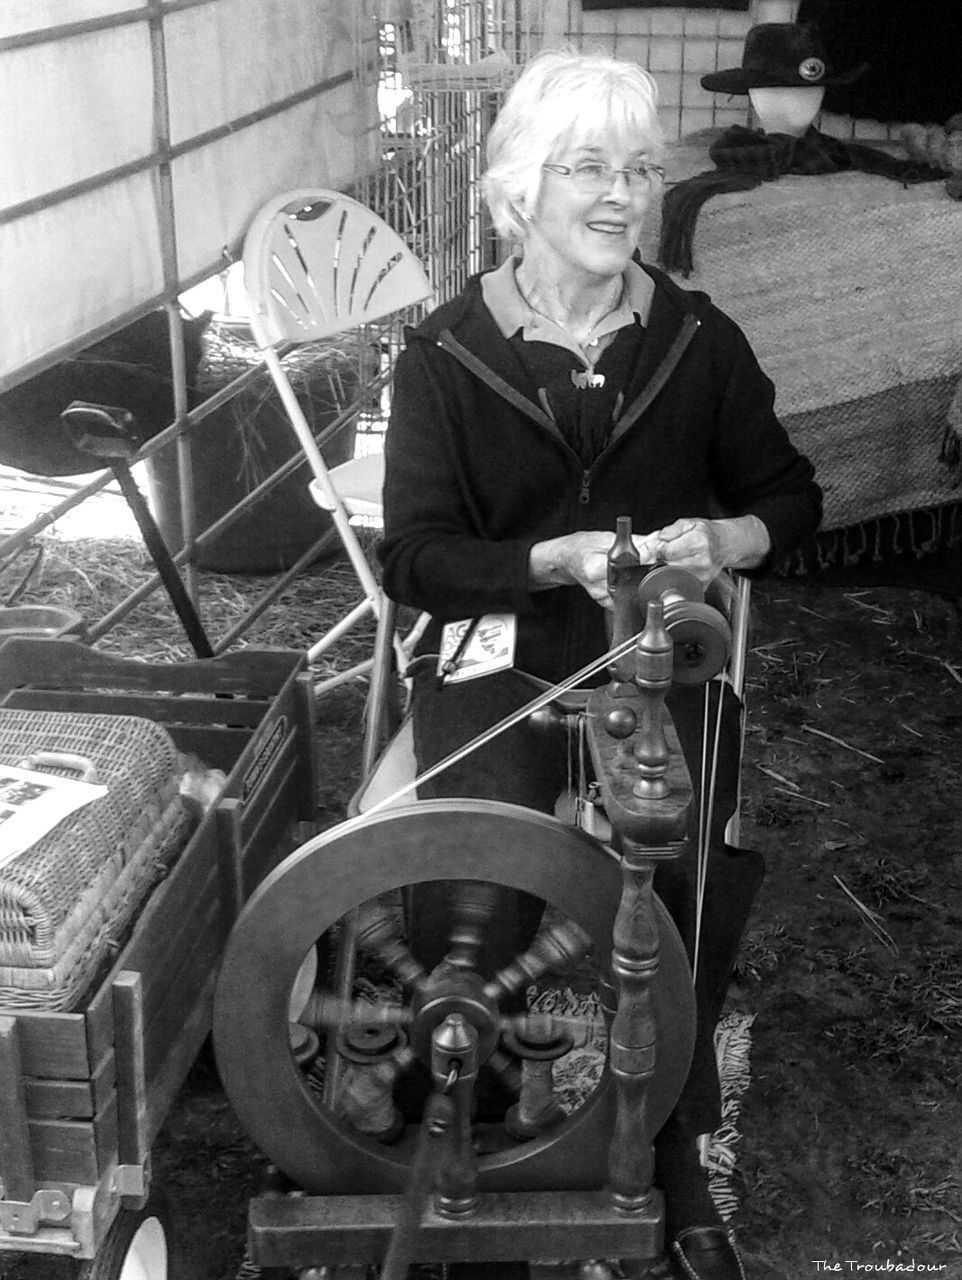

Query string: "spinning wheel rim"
[213, 799, 695, 1196]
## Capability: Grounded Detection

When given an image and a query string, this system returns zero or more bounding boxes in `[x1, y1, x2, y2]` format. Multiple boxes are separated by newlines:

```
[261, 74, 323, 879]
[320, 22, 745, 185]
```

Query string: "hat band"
[743, 55, 826, 85]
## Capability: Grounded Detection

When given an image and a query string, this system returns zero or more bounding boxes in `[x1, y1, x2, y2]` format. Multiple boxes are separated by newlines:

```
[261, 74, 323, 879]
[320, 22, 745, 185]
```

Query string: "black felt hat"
[700, 23, 867, 95]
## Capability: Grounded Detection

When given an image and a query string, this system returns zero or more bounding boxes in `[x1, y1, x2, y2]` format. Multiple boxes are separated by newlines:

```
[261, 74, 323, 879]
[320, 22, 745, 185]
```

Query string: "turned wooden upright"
[586, 517, 694, 1214]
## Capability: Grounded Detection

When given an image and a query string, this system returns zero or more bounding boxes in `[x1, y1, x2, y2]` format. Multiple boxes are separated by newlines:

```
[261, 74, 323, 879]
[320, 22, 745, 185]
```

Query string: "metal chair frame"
[242, 188, 435, 693]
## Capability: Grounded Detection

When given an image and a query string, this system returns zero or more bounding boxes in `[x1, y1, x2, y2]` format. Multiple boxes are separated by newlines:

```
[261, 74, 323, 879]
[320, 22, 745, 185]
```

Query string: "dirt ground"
[3, 560, 961, 1280]
[153, 571, 961, 1280]
[721, 576, 962, 1275]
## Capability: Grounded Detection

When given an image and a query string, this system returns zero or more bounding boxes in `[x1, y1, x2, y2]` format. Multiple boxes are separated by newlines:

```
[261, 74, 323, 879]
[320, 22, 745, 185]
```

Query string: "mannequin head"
[702, 23, 865, 132]
[748, 86, 825, 136]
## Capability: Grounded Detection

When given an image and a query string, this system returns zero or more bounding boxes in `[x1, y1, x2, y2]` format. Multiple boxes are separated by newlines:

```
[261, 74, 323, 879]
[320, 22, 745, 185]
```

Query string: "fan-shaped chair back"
[244, 189, 434, 348]
[242, 190, 434, 694]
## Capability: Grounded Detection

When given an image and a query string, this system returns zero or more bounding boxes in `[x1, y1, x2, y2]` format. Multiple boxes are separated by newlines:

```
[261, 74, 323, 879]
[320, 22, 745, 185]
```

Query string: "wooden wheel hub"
[409, 964, 501, 1063]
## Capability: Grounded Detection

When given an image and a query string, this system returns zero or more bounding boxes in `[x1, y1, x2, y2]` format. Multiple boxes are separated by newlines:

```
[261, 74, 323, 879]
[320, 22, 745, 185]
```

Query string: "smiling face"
[524, 135, 659, 289]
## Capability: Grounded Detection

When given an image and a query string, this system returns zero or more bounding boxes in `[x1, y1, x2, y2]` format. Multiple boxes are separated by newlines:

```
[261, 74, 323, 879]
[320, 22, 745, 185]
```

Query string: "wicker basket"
[0, 707, 194, 1010]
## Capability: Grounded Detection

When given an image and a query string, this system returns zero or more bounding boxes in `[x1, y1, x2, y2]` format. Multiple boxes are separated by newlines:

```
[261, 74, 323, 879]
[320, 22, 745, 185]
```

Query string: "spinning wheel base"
[248, 1188, 664, 1271]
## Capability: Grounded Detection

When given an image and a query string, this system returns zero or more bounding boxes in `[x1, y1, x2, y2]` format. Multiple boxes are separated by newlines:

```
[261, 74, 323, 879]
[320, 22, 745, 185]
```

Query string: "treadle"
[248, 1189, 664, 1269]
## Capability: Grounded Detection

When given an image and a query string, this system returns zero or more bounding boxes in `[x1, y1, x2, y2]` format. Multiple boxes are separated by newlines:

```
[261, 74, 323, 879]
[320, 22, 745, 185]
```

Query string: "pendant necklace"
[515, 270, 622, 389]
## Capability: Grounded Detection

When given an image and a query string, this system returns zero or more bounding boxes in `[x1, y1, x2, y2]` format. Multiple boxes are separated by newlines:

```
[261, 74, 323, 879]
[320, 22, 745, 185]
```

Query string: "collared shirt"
[479, 255, 654, 466]
[480, 254, 654, 368]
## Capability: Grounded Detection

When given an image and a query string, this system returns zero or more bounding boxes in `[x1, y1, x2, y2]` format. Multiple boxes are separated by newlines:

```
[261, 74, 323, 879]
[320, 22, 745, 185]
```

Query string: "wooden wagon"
[0, 639, 318, 1276]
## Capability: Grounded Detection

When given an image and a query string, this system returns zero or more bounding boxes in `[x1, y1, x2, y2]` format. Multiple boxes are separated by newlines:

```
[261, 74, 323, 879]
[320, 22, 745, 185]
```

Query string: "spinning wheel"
[212, 533, 746, 1273]
[213, 799, 696, 1199]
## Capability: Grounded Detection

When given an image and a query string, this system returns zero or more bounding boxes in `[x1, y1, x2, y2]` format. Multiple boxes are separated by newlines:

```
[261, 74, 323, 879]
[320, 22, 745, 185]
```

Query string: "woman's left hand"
[635, 515, 771, 585]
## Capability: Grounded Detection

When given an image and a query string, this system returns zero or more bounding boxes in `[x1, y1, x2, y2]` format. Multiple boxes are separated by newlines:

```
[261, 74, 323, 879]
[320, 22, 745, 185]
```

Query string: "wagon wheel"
[213, 799, 695, 1197]
[76, 1189, 171, 1280]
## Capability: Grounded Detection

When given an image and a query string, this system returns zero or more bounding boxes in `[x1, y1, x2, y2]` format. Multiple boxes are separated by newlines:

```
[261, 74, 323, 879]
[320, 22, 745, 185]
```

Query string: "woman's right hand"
[528, 532, 630, 609]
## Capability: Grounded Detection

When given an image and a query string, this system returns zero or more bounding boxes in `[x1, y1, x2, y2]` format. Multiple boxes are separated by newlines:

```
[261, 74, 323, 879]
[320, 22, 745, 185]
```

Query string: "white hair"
[483, 49, 664, 243]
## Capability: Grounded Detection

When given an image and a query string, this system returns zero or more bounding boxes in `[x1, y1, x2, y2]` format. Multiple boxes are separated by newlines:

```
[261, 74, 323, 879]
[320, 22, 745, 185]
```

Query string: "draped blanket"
[656, 142, 962, 567]
[658, 126, 944, 278]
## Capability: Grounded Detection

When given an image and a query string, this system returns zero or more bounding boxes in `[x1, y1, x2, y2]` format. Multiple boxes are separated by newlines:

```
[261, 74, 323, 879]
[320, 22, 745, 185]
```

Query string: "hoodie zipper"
[578, 313, 702, 512]
[435, 311, 702, 515]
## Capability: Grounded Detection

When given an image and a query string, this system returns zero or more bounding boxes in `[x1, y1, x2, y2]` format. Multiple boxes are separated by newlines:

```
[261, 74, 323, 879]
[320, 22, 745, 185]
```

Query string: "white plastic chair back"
[244, 190, 434, 346]
[242, 190, 434, 692]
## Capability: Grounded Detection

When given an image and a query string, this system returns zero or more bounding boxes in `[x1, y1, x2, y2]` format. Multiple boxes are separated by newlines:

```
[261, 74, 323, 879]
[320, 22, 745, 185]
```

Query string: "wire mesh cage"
[347, 0, 514, 459]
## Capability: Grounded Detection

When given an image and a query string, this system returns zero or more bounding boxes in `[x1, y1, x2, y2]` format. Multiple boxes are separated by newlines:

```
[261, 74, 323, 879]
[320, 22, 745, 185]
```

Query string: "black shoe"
[670, 1226, 746, 1280]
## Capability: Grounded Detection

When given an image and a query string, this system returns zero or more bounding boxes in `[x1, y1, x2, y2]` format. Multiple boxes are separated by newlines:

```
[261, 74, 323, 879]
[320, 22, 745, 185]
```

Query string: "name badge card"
[437, 614, 517, 684]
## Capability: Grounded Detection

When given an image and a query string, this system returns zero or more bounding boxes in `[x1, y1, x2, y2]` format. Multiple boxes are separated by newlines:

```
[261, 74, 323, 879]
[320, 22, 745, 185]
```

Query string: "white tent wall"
[0, 0, 511, 658]
[0, 0, 380, 390]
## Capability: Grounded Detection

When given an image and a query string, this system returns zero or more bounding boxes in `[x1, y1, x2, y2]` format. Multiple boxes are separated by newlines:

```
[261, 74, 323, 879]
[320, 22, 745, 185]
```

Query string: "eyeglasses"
[542, 160, 666, 194]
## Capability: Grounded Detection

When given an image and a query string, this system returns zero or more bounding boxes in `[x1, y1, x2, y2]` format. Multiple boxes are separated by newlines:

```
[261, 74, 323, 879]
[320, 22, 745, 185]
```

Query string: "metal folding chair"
[242, 189, 435, 692]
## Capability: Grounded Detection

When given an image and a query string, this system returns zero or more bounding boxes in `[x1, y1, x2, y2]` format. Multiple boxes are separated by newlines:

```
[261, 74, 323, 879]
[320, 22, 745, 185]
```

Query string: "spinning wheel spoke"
[303, 992, 413, 1031]
[354, 895, 429, 993]
[484, 916, 594, 1005]
[443, 879, 499, 970]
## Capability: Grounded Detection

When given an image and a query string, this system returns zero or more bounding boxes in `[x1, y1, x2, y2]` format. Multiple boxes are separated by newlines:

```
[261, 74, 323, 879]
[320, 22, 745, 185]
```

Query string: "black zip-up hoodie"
[379, 263, 821, 684]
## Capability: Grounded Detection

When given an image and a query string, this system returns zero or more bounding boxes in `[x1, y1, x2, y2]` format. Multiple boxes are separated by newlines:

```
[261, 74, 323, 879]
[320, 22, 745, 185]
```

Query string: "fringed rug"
[526, 991, 757, 1224]
[706, 1010, 755, 1223]
[233, 996, 757, 1278]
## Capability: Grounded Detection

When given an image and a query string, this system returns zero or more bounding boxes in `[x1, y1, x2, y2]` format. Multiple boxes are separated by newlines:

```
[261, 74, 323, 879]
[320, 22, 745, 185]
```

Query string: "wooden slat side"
[140, 892, 222, 1060]
[83, 986, 115, 1079]
[140, 901, 223, 1143]
[229, 703, 298, 806]
[0, 690, 267, 729]
[111, 973, 148, 1175]
[0, 1015, 36, 1200]
[142, 967, 217, 1150]
[93, 1096, 120, 1185]
[9, 1010, 91, 1081]
[29, 1094, 118, 1186]
[216, 799, 245, 928]
[0, 640, 303, 700]
[109, 821, 221, 988]
[139, 890, 222, 1071]
[166, 724, 255, 774]
[292, 670, 321, 818]
[236, 727, 300, 824]
[238, 762, 303, 901]
[23, 1053, 115, 1120]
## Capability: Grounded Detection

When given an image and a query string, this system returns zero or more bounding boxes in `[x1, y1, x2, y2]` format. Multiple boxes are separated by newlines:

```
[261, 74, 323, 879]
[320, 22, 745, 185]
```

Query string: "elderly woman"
[379, 49, 821, 1280]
